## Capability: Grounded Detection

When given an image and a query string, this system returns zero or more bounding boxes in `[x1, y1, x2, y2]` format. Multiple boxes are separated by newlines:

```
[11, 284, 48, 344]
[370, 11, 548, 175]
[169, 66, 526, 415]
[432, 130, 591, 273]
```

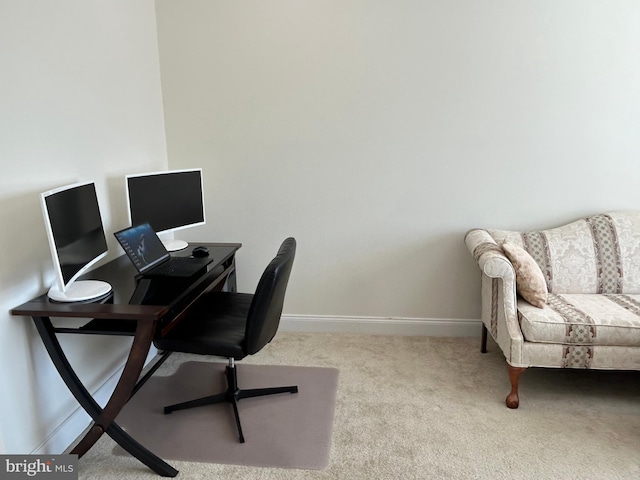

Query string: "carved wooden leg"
[506, 364, 527, 409]
[481, 323, 488, 353]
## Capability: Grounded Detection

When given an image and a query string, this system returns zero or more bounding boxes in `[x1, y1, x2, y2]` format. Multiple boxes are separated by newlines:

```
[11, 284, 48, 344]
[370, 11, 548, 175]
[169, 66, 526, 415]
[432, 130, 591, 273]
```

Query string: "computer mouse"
[191, 246, 209, 258]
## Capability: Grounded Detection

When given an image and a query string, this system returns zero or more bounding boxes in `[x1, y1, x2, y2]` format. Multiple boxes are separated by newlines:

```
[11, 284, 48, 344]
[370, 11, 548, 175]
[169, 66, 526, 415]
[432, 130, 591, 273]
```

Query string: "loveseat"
[465, 211, 640, 408]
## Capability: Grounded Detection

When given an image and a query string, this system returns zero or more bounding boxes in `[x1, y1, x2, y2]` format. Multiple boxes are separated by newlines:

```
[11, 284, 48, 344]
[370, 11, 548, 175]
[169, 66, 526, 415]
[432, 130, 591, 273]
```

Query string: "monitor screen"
[41, 182, 112, 302]
[125, 169, 205, 251]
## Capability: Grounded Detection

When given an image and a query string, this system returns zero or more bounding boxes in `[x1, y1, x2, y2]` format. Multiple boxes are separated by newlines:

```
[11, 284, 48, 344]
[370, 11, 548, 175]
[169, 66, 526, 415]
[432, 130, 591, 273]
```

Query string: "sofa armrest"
[465, 229, 525, 366]
[464, 229, 514, 279]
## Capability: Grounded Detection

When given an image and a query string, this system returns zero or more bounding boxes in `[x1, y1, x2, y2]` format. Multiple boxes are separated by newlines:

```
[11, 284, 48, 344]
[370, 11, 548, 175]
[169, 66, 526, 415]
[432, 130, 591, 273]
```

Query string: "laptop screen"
[114, 223, 170, 273]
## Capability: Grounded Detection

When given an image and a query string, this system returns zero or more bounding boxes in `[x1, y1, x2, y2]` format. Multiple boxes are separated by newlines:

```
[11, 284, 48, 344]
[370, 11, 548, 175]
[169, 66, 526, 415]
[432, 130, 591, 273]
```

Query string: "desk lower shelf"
[54, 318, 138, 336]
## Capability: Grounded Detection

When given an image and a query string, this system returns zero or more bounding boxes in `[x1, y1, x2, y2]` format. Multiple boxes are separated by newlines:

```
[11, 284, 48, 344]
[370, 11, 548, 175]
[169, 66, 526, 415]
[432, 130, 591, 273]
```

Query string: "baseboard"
[32, 372, 120, 455]
[35, 317, 479, 454]
[280, 314, 482, 337]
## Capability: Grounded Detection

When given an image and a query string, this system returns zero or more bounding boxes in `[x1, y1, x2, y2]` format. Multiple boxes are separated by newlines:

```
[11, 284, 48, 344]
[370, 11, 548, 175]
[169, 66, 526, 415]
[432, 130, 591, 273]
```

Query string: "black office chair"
[153, 237, 298, 443]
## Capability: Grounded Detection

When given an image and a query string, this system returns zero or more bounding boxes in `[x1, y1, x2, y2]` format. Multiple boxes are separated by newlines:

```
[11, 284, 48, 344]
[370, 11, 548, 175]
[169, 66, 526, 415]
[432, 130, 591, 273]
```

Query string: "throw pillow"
[501, 241, 548, 308]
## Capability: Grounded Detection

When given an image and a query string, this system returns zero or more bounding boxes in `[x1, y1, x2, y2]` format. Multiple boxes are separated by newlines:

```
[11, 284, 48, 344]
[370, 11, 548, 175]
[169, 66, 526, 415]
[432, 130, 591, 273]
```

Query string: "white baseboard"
[36, 316, 479, 455]
[280, 314, 482, 337]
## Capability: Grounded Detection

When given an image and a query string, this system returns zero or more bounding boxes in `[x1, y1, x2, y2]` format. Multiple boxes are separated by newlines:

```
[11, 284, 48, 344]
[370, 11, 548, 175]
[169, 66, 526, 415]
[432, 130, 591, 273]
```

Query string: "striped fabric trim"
[521, 231, 553, 292]
[473, 240, 503, 262]
[562, 346, 593, 368]
[547, 294, 597, 344]
[586, 214, 623, 294]
[604, 294, 640, 316]
[491, 278, 498, 339]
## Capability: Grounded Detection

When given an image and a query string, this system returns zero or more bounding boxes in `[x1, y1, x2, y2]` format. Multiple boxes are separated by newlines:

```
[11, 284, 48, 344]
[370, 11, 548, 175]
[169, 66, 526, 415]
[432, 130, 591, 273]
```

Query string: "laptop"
[114, 223, 212, 278]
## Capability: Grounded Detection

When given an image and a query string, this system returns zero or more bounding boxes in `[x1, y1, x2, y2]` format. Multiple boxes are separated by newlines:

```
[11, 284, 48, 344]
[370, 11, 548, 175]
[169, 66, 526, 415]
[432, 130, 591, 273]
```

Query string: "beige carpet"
[78, 333, 640, 479]
[113, 362, 338, 469]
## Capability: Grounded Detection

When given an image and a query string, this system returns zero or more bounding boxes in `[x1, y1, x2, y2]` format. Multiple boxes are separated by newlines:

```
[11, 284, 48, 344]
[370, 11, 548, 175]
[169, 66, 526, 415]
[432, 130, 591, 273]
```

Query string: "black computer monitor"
[40, 181, 112, 302]
[125, 169, 206, 251]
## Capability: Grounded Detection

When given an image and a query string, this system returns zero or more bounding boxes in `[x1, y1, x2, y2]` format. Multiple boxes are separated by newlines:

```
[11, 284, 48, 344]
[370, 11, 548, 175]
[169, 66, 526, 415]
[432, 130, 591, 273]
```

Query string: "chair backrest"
[244, 237, 296, 355]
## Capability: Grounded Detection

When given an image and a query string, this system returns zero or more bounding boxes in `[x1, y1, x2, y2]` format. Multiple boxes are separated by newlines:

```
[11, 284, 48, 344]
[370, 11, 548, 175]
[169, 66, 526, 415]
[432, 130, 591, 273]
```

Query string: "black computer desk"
[11, 242, 242, 477]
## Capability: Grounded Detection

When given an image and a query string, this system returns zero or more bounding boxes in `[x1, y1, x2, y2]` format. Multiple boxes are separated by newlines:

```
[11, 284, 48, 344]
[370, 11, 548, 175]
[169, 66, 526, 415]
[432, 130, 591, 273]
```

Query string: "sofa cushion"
[518, 293, 640, 346]
[501, 241, 548, 308]
[488, 211, 640, 294]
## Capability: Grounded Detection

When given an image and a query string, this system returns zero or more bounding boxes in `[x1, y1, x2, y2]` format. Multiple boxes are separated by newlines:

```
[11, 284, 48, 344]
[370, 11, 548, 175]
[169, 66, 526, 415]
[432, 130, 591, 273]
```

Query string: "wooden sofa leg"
[481, 324, 488, 353]
[506, 364, 527, 409]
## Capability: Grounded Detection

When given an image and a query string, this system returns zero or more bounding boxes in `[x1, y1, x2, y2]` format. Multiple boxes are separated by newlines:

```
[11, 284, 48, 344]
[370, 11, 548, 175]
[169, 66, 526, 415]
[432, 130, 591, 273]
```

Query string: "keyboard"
[145, 256, 211, 278]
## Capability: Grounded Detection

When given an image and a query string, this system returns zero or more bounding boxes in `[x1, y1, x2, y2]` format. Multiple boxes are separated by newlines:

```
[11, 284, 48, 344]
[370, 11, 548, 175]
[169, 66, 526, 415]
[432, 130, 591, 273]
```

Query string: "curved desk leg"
[33, 316, 178, 478]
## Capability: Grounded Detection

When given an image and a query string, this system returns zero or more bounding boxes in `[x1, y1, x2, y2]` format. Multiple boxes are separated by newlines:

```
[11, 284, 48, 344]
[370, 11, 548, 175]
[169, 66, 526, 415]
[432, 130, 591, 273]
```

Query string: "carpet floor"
[78, 333, 640, 479]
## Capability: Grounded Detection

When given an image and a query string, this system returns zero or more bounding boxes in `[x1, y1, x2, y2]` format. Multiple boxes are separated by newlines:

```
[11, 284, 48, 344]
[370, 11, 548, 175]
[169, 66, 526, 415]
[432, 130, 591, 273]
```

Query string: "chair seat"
[154, 292, 254, 359]
[518, 293, 640, 346]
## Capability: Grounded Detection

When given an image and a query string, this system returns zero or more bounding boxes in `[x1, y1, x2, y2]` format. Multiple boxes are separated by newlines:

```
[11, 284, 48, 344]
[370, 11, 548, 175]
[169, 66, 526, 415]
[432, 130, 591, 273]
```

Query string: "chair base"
[163, 362, 298, 443]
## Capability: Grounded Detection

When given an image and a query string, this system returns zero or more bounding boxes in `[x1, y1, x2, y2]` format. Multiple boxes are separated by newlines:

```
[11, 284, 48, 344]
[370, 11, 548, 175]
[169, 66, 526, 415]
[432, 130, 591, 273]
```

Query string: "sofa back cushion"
[487, 211, 640, 294]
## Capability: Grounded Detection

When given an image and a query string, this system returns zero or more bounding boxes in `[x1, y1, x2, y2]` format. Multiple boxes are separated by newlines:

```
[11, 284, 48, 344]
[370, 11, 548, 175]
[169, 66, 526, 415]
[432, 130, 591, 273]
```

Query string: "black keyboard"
[146, 256, 210, 277]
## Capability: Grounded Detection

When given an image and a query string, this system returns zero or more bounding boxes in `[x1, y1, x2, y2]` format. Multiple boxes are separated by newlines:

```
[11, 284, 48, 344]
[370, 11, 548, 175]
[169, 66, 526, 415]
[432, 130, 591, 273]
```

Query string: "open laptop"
[114, 223, 212, 278]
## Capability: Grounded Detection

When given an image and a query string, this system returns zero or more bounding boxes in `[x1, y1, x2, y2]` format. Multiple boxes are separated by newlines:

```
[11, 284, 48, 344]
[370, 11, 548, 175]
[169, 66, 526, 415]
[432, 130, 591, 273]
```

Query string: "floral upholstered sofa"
[465, 211, 640, 408]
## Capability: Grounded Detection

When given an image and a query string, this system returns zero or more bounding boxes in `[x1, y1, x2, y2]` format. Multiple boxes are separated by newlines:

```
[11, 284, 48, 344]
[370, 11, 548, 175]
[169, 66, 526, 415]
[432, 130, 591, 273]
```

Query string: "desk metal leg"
[33, 316, 178, 477]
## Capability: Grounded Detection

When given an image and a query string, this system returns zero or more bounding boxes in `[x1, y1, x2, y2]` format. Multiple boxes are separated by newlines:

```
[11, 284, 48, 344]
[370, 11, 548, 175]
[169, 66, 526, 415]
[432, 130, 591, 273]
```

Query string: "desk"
[11, 242, 241, 477]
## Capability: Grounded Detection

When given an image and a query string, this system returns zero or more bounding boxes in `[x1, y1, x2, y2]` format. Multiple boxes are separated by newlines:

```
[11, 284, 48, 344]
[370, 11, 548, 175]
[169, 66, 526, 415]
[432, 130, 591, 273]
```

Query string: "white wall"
[0, 2, 167, 454]
[2, 0, 640, 458]
[155, 0, 640, 319]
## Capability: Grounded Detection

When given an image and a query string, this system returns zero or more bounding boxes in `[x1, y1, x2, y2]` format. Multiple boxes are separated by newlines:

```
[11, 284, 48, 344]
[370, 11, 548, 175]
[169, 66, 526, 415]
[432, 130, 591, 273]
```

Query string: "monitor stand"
[48, 280, 113, 303]
[162, 239, 188, 252]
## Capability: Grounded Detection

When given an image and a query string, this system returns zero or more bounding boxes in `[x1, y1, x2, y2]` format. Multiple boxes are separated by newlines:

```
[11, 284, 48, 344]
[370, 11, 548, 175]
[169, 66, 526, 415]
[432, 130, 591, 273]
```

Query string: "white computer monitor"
[40, 181, 112, 302]
[125, 169, 206, 251]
